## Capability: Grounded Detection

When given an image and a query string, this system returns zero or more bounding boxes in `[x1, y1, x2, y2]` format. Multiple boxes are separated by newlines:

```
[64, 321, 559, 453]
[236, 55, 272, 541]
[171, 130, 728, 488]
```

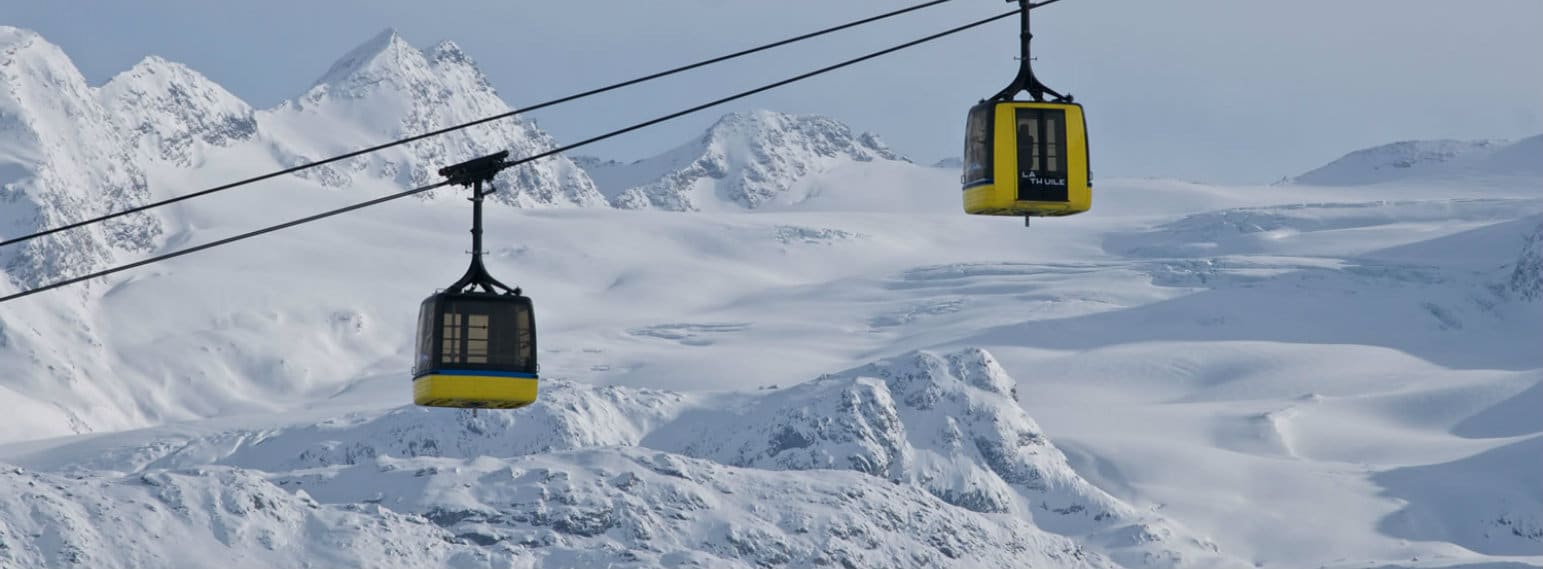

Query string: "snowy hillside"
[1294, 136, 1542, 185]
[2, 24, 1542, 569]
[584, 109, 907, 211]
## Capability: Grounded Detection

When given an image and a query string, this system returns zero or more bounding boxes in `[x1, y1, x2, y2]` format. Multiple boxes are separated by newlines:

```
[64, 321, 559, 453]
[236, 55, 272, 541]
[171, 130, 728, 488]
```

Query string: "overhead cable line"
[0, 0, 957, 250]
[0, 6, 1032, 304]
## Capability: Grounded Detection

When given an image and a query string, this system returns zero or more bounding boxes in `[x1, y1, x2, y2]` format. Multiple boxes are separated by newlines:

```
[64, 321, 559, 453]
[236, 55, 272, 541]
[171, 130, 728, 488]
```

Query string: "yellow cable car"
[413, 152, 540, 409]
[962, 0, 1090, 225]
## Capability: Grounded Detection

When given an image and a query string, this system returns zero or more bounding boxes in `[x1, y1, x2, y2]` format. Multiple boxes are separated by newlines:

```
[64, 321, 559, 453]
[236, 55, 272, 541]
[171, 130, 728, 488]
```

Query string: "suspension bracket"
[990, 0, 1070, 103]
[439, 151, 521, 296]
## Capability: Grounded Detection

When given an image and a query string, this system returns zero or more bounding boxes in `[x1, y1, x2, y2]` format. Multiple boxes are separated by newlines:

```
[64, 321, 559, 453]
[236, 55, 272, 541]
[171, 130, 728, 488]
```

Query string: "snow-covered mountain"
[3, 447, 1124, 569]
[98, 56, 258, 167]
[1293, 136, 1542, 185]
[2, 25, 1542, 569]
[5, 349, 1235, 568]
[584, 109, 907, 211]
[0, 27, 162, 290]
[264, 30, 603, 206]
[3, 27, 606, 295]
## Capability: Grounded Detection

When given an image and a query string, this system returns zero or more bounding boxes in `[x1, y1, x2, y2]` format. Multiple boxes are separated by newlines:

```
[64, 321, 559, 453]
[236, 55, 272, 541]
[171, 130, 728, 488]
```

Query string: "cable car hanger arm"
[439, 151, 520, 297]
[991, 0, 1071, 103]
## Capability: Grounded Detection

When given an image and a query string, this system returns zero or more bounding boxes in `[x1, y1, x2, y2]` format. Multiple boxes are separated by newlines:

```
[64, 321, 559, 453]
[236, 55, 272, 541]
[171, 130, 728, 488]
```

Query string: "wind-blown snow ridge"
[589, 109, 906, 211]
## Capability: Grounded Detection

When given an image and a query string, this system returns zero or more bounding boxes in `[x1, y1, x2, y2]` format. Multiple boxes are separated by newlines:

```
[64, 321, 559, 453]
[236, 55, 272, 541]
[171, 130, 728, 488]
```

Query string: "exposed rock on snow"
[1510, 219, 1543, 301]
[9, 349, 1239, 568]
[0, 27, 162, 289]
[0, 448, 1121, 569]
[98, 56, 258, 167]
[587, 110, 905, 211]
[646, 348, 1228, 568]
[270, 29, 603, 206]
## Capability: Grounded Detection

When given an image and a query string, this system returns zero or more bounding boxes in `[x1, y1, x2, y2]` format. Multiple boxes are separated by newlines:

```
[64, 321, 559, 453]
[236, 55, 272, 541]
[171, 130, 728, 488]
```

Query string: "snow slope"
[1, 25, 1541, 569]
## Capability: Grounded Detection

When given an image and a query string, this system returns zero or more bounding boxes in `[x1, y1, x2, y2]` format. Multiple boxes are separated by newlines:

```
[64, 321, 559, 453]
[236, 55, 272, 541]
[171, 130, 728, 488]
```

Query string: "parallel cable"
[0, 0, 956, 250]
[0, 6, 1027, 304]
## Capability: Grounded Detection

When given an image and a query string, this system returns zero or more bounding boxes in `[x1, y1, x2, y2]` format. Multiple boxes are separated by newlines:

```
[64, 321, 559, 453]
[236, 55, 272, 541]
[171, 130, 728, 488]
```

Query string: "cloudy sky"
[4, 0, 1539, 183]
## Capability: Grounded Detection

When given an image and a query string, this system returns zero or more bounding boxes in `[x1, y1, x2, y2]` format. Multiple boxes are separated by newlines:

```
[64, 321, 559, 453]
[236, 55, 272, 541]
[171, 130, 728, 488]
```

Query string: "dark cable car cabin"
[413, 151, 540, 409]
[962, 0, 1091, 223]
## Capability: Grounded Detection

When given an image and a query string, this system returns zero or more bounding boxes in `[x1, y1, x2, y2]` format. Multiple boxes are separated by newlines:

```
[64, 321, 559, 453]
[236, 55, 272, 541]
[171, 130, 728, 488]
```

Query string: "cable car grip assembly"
[438, 151, 520, 297]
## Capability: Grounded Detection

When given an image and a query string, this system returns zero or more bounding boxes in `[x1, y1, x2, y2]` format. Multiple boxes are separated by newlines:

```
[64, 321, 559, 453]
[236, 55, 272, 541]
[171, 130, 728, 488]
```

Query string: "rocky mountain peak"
[98, 55, 257, 166]
[0, 27, 161, 290]
[704, 109, 900, 162]
[310, 28, 417, 93]
[594, 109, 907, 211]
[429, 40, 469, 65]
[271, 29, 603, 206]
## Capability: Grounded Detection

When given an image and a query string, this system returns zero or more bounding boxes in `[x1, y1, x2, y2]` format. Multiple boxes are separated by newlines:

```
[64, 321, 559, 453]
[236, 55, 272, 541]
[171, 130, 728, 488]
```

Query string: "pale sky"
[3, 0, 1539, 183]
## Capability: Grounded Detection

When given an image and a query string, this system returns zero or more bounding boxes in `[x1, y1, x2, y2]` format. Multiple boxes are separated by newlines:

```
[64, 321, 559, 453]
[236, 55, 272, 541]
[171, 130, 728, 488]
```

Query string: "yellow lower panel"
[964, 184, 1008, 214]
[414, 374, 539, 409]
[963, 184, 1090, 217]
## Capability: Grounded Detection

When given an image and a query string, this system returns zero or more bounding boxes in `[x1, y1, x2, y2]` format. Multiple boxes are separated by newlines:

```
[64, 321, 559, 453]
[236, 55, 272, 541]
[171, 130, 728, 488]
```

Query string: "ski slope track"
[1, 26, 1541, 569]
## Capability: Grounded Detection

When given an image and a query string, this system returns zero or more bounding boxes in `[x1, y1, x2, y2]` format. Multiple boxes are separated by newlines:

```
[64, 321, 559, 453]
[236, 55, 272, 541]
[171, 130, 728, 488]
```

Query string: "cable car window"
[1015, 107, 1069, 202]
[442, 312, 464, 362]
[962, 105, 993, 186]
[514, 305, 534, 369]
[415, 305, 433, 373]
[484, 301, 533, 371]
[466, 314, 490, 363]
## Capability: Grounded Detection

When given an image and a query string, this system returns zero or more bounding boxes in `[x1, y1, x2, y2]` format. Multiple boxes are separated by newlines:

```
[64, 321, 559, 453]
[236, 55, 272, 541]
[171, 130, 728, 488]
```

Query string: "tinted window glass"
[414, 303, 434, 375]
[962, 105, 994, 186]
[435, 298, 536, 373]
